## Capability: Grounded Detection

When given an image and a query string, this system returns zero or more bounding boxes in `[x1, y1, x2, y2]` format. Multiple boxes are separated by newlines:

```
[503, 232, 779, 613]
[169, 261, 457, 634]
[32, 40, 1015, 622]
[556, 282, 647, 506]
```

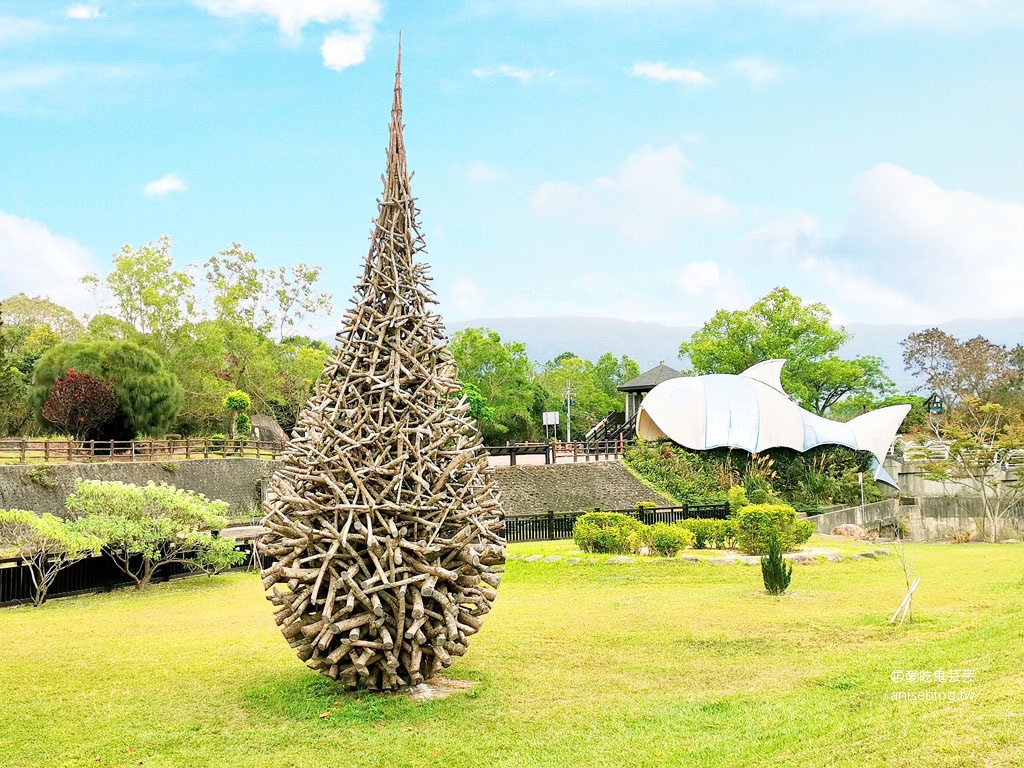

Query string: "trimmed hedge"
[674, 518, 735, 549]
[646, 523, 695, 557]
[794, 519, 815, 546]
[734, 503, 799, 555]
[572, 512, 646, 554]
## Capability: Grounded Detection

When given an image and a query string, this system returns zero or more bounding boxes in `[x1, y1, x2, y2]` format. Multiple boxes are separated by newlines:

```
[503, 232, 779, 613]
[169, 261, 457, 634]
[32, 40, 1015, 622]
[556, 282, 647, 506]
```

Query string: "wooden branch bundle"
[258, 46, 505, 691]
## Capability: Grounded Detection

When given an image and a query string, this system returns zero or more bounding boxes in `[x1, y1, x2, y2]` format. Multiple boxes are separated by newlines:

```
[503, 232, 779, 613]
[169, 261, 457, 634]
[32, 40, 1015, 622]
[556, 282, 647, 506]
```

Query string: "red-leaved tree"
[41, 369, 121, 441]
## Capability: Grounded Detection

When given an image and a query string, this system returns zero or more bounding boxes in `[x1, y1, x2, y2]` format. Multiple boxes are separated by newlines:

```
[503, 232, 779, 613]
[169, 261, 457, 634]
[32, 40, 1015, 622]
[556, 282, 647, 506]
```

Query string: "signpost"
[542, 411, 560, 442]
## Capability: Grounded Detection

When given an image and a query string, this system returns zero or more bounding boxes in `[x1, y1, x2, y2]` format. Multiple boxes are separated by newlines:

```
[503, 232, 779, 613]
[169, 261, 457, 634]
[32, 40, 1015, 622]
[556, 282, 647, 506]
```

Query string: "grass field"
[1, 538, 1022, 767]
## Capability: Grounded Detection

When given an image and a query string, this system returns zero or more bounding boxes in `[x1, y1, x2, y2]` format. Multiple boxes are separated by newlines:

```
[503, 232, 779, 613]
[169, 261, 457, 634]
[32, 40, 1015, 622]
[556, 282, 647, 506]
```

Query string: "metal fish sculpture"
[638, 360, 909, 470]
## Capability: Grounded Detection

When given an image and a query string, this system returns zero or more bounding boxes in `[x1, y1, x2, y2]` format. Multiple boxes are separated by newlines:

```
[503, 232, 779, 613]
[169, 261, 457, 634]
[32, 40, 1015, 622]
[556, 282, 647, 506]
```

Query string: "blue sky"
[2, 0, 1024, 338]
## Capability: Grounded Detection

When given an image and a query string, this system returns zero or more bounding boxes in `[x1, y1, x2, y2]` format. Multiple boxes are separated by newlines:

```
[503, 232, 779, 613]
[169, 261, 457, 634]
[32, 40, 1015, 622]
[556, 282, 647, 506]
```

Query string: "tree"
[29, 340, 181, 439]
[0, 294, 84, 340]
[40, 369, 121, 441]
[66, 480, 243, 589]
[680, 287, 894, 414]
[450, 327, 546, 443]
[0, 509, 102, 605]
[830, 393, 929, 433]
[83, 236, 194, 341]
[0, 308, 28, 436]
[902, 329, 1018, 416]
[537, 352, 640, 440]
[923, 402, 1024, 543]
[223, 389, 251, 439]
[203, 244, 265, 332]
[267, 263, 333, 342]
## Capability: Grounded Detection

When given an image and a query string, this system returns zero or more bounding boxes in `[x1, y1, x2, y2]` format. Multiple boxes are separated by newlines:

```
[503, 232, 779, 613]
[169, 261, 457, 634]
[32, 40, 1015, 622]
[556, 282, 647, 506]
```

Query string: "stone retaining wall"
[0, 459, 282, 519]
[493, 462, 671, 516]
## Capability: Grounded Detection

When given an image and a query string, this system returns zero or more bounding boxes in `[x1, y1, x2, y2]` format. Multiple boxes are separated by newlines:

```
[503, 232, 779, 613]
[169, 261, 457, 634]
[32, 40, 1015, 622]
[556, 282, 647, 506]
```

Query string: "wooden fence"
[484, 440, 625, 466]
[0, 438, 283, 465]
[504, 503, 730, 543]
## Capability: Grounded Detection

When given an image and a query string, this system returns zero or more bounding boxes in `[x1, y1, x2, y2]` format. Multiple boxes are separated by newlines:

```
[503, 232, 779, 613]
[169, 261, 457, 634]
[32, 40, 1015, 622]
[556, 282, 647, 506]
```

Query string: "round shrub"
[29, 339, 181, 438]
[573, 512, 645, 554]
[794, 518, 816, 546]
[734, 503, 799, 555]
[647, 522, 695, 556]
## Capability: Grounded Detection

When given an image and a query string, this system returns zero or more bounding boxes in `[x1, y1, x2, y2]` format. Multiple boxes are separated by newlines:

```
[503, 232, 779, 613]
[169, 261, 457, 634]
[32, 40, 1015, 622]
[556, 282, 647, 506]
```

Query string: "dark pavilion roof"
[617, 362, 682, 393]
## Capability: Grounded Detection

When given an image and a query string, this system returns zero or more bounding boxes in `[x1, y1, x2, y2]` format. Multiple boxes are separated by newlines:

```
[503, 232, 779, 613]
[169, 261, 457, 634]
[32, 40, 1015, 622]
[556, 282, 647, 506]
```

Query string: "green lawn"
[1, 538, 1022, 767]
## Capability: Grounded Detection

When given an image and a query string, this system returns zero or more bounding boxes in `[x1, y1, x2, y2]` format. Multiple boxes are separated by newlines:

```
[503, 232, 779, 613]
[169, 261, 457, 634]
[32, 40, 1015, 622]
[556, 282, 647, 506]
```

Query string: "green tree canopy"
[537, 352, 640, 440]
[0, 294, 84, 340]
[67, 479, 242, 589]
[29, 339, 182, 439]
[450, 327, 546, 443]
[680, 286, 894, 414]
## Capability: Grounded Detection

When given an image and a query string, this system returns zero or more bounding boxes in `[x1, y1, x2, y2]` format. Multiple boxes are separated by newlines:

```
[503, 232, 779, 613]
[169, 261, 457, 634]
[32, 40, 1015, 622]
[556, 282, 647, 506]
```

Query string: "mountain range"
[445, 316, 1024, 393]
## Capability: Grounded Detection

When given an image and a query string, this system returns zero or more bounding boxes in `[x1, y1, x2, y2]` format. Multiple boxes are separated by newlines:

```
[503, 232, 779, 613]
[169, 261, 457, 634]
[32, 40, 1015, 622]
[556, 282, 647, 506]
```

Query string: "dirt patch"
[402, 677, 477, 702]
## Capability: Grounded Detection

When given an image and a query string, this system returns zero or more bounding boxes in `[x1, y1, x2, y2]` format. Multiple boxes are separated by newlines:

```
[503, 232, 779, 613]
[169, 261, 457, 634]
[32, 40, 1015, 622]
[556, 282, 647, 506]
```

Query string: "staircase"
[585, 411, 638, 444]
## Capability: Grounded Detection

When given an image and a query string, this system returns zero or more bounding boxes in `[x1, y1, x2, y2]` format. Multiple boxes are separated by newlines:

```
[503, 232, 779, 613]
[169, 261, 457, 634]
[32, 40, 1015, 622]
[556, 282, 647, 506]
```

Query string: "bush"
[29, 339, 181, 439]
[646, 522, 695, 556]
[727, 486, 748, 514]
[734, 503, 799, 555]
[573, 512, 645, 554]
[761, 532, 792, 595]
[674, 518, 733, 549]
[67, 479, 243, 589]
[794, 519, 815, 546]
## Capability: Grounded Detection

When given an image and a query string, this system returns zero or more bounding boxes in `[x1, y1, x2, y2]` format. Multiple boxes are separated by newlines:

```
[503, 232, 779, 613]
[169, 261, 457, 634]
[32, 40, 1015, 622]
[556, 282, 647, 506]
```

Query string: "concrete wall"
[0, 458, 672, 521]
[493, 462, 671, 516]
[810, 494, 1024, 541]
[811, 499, 899, 533]
[0, 459, 282, 520]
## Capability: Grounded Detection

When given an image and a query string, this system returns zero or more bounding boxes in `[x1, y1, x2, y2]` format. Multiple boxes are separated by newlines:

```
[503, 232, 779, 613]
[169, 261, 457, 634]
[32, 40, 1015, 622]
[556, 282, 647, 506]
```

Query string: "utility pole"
[565, 379, 573, 443]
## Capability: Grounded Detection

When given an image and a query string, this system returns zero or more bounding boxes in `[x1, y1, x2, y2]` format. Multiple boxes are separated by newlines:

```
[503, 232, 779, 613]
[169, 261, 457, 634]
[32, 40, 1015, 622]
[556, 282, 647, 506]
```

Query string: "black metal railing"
[0, 540, 257, 606]
[503, 503, 730, 543]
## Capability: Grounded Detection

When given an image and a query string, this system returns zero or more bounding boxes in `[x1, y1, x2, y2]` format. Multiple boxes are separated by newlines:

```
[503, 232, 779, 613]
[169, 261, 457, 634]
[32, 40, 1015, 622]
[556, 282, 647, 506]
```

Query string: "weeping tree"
[67, 480, 243, 590]
[28, 339, 181, 439]
[259, 48, 505, 691]
[0, 509, 102, 605]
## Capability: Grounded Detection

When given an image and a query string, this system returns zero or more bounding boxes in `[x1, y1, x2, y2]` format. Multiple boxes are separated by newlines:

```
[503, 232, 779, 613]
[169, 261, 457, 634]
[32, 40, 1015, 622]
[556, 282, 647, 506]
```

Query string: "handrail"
[0, 437, 283, 465]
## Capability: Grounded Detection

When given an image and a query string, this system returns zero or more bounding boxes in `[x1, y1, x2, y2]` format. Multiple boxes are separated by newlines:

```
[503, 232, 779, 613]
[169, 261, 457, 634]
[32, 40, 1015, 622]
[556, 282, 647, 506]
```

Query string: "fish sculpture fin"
[846, 404, 912, 463]
[739, 359, 787, 394]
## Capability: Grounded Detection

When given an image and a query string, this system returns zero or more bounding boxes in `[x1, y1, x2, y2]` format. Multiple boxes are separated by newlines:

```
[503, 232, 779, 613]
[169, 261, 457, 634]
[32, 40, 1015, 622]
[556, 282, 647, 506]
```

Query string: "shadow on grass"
[243, 671, 413, 724]
[242, 668, 489, 726]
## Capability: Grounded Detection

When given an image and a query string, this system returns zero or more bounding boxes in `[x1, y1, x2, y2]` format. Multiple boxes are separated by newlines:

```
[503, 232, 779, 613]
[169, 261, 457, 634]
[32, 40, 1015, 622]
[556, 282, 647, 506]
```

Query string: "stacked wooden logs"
[258, 46, 505, 690]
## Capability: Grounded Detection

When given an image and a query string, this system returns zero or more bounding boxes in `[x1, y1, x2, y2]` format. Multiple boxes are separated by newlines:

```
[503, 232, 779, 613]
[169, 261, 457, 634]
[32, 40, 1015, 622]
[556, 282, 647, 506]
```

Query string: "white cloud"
[65, 4, 101, 19]
[321, 28, 373, 70]
[144, 172, 188, 197]
[194, 0, 380, 72]
[471, 65, 553, 83]
[0, 66, 69, 94]
[193, 0, 380, 37]
[743, 164, 1024, 322]
[532, 144, 733, 248]
[466, 162, 509, 185]
[0, 17, 48, 46]
[0, 210, 97, 314]
[676, 260, 749, 309]
[730, 56, 782, 84]
[631, 61, 711, 86]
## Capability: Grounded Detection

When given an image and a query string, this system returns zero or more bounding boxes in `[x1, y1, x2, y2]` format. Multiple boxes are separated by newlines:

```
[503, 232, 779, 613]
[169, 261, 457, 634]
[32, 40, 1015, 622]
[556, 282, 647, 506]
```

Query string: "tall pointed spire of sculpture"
[259, 43, 505, 691]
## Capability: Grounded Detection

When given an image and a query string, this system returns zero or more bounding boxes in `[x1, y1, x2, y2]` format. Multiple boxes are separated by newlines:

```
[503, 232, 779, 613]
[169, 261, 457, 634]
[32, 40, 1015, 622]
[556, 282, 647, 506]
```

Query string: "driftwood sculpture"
[258, 47, 505, 691]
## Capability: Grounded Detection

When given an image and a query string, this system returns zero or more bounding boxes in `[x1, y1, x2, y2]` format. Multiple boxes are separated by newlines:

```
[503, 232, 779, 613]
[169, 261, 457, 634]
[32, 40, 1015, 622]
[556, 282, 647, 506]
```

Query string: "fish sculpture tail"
[846, 404, 912, 463]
